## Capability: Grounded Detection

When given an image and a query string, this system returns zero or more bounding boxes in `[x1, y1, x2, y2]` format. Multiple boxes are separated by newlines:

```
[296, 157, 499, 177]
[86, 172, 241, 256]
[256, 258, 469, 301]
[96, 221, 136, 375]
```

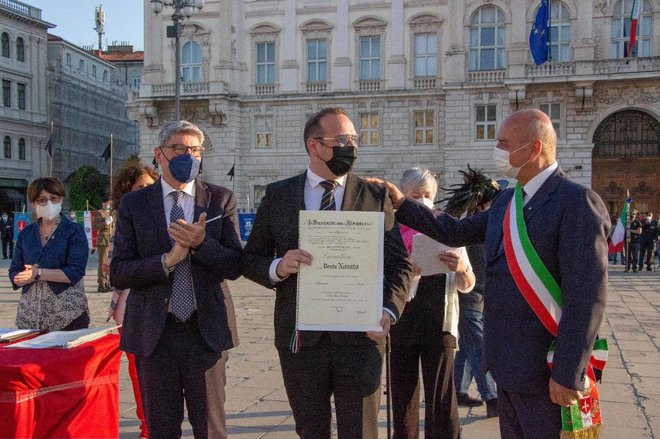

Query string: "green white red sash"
[503, 183, 608, 437]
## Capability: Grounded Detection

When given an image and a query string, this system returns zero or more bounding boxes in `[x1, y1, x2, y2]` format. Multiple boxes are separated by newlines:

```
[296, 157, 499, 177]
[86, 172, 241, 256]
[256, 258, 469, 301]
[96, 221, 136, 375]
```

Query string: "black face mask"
[324, 146, 357, 176]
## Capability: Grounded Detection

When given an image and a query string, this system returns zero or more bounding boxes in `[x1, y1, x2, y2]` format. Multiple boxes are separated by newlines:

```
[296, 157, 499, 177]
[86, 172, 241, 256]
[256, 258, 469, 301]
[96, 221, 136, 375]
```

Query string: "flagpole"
[109, 133, 113, 199]
[232, 156, 235, 193]
[48, 122, 53, 177]
[625, 190, 631, 270]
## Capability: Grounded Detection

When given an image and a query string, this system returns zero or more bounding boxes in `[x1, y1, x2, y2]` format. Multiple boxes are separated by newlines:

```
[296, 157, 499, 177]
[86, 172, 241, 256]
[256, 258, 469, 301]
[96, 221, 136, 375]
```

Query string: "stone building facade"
[132, 0, 660, 217]
[0, 0, 52, 213]
[47, 35, 139, 188]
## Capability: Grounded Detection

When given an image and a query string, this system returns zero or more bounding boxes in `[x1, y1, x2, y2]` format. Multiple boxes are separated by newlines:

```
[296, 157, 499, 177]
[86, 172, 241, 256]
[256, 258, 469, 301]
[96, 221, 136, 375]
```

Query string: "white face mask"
[492, 141, 533, 179]
[1, 216, 7, 221]
[422, 197, 435, 209]
[35, 201, 62, 221]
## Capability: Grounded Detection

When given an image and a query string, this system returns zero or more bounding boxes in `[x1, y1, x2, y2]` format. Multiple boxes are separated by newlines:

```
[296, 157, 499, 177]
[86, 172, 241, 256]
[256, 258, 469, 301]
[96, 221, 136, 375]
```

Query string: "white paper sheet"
[410, 234, 458, 276]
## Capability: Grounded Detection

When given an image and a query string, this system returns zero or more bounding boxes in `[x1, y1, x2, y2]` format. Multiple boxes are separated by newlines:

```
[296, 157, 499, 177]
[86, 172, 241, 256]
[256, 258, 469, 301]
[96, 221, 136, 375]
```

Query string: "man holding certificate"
[372, 109, 610, 439]
[241, 108, 412, 439]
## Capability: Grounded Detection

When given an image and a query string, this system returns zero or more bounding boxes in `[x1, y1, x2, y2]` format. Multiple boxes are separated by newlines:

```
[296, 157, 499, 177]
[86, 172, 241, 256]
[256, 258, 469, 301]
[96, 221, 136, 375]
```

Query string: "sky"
[26, 0, 144, 50]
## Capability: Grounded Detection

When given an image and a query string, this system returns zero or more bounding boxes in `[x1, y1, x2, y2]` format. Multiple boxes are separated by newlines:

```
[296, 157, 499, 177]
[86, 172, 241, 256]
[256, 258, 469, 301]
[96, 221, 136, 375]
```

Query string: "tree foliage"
[68, 166, 108, 211]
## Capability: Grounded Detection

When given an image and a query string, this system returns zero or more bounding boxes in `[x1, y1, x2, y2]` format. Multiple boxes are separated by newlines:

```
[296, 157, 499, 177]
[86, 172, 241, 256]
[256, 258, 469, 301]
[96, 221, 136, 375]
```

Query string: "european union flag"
[529, 0, 550, 65]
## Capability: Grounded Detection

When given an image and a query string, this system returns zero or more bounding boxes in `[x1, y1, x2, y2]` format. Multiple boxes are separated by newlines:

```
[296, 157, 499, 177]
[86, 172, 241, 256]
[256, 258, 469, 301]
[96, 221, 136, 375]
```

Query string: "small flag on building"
[626, 0, 641, 57]
[100, 142, 111, 161]
[44, 137, 53, 157]
[529, 0, 550, 65]
[227, 164, 235, 181]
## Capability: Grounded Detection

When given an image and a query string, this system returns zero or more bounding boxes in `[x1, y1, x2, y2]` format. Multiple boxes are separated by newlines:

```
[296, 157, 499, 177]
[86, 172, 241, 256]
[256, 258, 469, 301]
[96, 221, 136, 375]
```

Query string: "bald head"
[505, 109, 557, 161]
[495, 109, 558, 184]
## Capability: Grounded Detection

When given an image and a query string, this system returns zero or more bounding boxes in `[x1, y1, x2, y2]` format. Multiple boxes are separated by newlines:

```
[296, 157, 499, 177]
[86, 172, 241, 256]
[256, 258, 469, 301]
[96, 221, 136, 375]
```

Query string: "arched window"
[469, 6, 506, 70]
[611, 0, 653, 58]
[3, 136, 11, 159]
[16, 37, 25, 61]
[1, 33, 9, 58]
[593, 110, 660, 158]
[181, 41, 202, 82]
[18, 138, 25, 160]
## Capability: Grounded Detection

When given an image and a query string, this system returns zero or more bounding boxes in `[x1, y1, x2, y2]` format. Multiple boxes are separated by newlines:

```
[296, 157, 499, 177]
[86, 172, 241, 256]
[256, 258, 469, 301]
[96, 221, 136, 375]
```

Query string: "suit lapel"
[492, 189, 514, 258]
[523, 167, 564, 223]
[293, 172, 306, 211]
[341, 173, 363, 211]
[146, 180, 171, 251]
[193, 178, 210, 222]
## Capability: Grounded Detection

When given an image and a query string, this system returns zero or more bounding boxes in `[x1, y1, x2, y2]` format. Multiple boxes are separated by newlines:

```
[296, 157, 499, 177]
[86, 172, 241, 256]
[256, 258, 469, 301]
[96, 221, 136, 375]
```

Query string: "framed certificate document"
[296, 210, 384, 332]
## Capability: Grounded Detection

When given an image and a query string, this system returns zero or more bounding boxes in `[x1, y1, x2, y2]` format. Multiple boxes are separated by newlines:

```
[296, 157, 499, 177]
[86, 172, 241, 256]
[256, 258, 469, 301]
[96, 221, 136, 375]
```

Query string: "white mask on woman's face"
[492, 141, 533, 179]
[422, 197, 435, 209]
[35, 201, 62, 221]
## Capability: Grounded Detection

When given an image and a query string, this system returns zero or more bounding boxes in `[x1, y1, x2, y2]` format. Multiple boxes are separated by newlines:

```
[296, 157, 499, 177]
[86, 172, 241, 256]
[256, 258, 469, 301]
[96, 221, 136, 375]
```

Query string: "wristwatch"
[34, 267, 42, 281]
[161, 254, 175, 275]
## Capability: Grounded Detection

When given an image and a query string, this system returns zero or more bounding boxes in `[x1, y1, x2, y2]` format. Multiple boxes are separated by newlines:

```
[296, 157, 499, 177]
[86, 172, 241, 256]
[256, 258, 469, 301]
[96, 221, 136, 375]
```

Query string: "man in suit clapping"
[111, 120, 243, 438]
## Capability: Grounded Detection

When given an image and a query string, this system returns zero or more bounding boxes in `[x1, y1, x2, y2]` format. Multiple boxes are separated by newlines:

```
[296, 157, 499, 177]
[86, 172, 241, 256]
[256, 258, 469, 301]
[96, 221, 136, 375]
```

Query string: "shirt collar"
[306, 168, 346, 188]
[161, 177, 196, 200]
[523, 161, 558, 200]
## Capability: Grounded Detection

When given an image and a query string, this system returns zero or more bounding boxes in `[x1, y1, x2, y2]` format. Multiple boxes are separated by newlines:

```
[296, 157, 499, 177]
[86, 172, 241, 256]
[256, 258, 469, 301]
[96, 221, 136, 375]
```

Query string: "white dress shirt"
[269, 169, 346, 282]
[522, 161, 558, 206]
[161, 177, 196, 224]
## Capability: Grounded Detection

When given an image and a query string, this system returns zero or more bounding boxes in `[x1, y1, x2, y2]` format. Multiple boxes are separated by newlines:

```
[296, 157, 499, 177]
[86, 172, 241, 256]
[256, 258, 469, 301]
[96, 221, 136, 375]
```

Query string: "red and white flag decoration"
[627, 0, 641, 57]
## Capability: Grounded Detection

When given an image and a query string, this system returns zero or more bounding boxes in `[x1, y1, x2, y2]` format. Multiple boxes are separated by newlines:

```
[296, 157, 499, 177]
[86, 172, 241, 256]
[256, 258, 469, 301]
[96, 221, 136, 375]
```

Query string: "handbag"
[16, 279, 89, 331]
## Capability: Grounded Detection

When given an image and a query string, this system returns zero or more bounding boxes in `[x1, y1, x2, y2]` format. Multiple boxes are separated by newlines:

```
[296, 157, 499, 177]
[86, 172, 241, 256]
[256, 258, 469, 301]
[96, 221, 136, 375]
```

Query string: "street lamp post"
[150, 0, 204, 121]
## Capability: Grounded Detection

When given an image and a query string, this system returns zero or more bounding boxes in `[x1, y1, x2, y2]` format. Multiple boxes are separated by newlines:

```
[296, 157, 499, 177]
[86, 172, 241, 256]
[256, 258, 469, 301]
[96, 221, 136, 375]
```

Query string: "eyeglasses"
[35, 195, 62, 206]
[162, 144, 205, 155]
[314, 134, 360, 148]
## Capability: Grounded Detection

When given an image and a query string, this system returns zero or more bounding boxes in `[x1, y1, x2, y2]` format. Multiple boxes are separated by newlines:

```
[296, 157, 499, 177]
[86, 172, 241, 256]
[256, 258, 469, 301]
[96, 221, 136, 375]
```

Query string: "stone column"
[387, 0, 405, 88]
[333, 0, 351, 91]
[280, 0, 298, 92]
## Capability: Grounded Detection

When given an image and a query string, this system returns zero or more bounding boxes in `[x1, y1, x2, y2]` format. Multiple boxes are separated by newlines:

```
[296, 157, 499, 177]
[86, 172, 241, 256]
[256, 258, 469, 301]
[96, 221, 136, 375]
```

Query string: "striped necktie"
[319, 180, 338, 211]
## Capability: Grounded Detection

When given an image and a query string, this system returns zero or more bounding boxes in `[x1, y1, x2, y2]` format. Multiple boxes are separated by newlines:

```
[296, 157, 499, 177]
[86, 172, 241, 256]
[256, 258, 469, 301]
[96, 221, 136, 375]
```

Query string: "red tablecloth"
[0, 334, 121, 439]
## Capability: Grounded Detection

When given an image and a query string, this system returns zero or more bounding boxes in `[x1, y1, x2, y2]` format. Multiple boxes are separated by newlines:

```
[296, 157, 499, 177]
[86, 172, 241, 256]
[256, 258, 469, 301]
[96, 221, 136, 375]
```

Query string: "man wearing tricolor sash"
[371, 110, 610, 438]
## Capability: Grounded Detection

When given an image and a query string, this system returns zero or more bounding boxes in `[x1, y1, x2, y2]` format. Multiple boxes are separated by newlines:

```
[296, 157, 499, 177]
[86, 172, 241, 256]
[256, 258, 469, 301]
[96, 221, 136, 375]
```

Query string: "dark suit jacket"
[110, 178, 243, 357]
[396, 167, 610, 394]
[241, 172, 412, 350]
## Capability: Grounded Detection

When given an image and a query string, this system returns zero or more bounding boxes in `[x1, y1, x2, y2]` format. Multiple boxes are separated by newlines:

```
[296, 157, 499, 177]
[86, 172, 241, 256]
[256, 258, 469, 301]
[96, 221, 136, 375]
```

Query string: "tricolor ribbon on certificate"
[503, 183, 608, 439]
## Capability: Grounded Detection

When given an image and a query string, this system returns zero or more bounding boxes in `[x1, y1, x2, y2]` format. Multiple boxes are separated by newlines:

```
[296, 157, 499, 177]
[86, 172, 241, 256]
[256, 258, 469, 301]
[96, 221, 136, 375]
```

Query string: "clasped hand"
[165, 212, 207, 267]
[13, 264, 37, 287]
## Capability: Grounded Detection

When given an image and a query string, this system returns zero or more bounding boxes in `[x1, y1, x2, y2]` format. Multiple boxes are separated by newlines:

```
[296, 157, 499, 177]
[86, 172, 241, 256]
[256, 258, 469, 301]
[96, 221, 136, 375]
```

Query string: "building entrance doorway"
[592, 110, 660, 221]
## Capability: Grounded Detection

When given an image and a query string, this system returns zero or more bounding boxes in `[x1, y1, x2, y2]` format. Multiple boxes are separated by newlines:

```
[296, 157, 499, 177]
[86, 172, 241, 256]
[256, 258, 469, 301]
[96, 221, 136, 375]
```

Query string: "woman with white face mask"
[8, 177, 90, 331]
[389, 168, 475, 439]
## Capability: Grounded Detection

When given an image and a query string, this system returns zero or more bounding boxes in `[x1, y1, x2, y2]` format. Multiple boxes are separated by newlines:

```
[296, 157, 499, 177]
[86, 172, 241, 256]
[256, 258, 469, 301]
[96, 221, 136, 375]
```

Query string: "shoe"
[457, 393, 483, 407]
[647, 267, 653, 271]
[486, 398, 499, 418]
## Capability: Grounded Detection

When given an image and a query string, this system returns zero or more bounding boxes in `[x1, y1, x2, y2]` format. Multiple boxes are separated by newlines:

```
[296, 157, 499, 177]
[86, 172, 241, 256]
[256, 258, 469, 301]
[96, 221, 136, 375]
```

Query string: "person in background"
[639, 212, 657, 271]
[95, 198, 114, 292]
[391, 167, 475, 439]
[9, 177, 89, 331]
[440, 166, 503, 418]
[1, 211, 13, 259]
[626, 210, 642, 273]
[106, 163, 159, 439]
[111, 120, 243, 438]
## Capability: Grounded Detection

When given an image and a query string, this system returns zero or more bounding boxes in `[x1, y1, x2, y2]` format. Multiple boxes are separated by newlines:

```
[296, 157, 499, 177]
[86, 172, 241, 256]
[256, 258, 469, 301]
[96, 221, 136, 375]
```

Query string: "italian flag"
[608, 202, 628, 254]
[628, 0, 641, 57]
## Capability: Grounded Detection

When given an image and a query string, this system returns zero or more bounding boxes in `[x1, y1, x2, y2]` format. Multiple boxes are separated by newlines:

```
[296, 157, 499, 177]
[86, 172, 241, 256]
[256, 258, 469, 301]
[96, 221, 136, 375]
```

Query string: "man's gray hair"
[399, 167, 438, 198]
[157, 120, 204, 146]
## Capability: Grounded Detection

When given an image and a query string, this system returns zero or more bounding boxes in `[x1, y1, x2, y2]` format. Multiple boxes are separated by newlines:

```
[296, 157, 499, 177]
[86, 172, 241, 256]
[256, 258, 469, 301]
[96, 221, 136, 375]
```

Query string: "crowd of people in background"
[2, 107, 656, 439]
